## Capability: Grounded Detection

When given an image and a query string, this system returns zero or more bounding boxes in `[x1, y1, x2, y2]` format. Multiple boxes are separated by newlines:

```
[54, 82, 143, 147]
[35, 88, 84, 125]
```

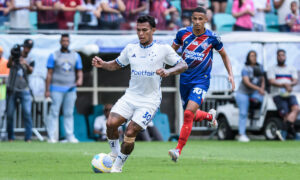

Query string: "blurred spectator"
[197, 0, 210, 7]
[166, 9, 180, 31]
[211, 0, 228, 13]
[93, 104, 124, 141]
[7, 0, 33, 30]
[235, 50, 265, 142]
[267, 49, 299, 141]
[6, 39, 34, 142]
[285, 1, 300, 32]
[35, 0, 61, 29]
[0, 0, 10, 26]
[274, 0, 294, 32]
[120, 0, 148, 30]
[78, 0, 101, 30]
[252, 0, 271, 31]
[150, 0, 177, 30]
[0, 46, 9, 75]
[45, 34, 83, 143]
[0, 46, 10, 127]
[232, 0, 254, 31]
[181, 15, 191, 27]
[99, 0, 125, 30]
[57, 0, 82, 29]
[181, 0, 197, 17]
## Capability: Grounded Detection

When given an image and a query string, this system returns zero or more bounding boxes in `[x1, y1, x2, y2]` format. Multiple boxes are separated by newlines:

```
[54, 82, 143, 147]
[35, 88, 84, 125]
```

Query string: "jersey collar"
[139, 41, 154, 49]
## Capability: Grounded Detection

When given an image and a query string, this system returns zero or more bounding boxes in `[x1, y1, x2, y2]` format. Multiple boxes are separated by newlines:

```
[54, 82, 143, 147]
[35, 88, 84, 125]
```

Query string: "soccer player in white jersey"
[92, 15, 188, 173]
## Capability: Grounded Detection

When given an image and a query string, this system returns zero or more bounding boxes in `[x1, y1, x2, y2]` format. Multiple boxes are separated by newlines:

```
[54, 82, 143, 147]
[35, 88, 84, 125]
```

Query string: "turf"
[0, 140, 299, 180]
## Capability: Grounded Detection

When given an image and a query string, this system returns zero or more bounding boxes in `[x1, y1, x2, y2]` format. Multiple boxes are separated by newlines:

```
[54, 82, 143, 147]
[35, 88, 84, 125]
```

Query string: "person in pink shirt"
[232, 0, 255, 31]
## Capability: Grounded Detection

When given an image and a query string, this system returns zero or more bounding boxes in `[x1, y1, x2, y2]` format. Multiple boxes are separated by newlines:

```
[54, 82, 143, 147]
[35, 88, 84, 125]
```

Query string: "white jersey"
[267, 65, 298, 95]
[116, 42, 182, 106]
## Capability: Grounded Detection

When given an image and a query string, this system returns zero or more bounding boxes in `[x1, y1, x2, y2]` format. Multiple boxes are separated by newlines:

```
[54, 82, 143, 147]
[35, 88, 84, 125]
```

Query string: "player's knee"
[124, 135, 136, 144]
[124, 128, 136, 137]
[106, 119, 118, 129]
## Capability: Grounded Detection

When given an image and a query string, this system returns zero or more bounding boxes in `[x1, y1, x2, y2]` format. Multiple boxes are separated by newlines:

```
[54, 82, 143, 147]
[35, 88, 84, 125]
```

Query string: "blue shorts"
[180, 83, 208, 109]
[273, 95, 298, 117]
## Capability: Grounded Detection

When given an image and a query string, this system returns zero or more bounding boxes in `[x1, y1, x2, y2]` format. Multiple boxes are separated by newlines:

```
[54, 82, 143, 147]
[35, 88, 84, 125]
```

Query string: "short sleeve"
[267, 67, 275, 80]
[173, 30, 183, 46]
[212, 33, 223, 51]
[116, 45, 130, 68]
[241, 67, 249, 77]
[75, 53, 83, 70]
[163, 45, 183, 66]
[47, 53, 55, 69]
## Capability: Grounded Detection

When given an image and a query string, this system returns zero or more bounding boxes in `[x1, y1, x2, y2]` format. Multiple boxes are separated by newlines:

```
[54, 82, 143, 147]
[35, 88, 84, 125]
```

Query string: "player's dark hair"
[61, 33, 69, 39]
[277, 49, 286, 55]
[245, 50, 259, 66]
[192, 6, 207, 15]
[137, 15, 156, 28]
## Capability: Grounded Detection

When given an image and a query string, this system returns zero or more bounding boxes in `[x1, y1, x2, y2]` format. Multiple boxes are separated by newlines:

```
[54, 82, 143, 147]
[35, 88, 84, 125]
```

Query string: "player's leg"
[273, 96, 289, 140]
[106, 112, 126, 161]
[169, 86, 215, 161]
[106, 97, 133, 161]
[111, 121, 143, 172]
[286, 96, 299, 139]
[175, 100, 199, 154]
[47, 91, 64, 142]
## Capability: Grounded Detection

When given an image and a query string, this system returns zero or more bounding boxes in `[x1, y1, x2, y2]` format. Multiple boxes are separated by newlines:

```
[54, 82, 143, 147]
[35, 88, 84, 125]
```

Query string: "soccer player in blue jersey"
[168, 6, 235, 162]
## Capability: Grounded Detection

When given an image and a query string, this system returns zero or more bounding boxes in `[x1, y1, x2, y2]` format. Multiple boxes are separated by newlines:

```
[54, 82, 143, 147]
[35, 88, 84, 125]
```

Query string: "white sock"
[113, 152, 129, 169]
[107, 139, 120, 156]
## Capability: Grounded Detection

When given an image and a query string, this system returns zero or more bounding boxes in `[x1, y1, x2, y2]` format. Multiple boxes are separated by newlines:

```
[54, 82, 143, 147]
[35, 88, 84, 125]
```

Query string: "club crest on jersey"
[192, 41, 199, 45]
[201, 41, 208, 49]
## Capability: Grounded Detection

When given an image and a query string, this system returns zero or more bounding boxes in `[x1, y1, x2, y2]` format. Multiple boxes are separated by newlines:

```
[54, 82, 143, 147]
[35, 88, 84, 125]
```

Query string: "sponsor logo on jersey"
[132, 54, 136, 58]
[131, 69, 155, 76]
[184, 49, 205, 61]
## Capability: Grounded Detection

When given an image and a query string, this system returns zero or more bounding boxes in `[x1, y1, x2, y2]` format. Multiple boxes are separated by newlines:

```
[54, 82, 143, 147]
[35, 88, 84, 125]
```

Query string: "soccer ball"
[91, 153, 113, 173]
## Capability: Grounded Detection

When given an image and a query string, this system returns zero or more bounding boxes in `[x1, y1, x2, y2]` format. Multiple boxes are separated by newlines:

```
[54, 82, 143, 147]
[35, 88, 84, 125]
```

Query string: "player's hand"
[92, 56, 104, 68]
[258, 88, 265, 95]
[19, 57, 26, 65]
[228, 75, 235, 92]
[156, 68, 170, 78]
[76, 79, 83, 86]
[284, 83, 292, 92]
[45, 90, 50, 98]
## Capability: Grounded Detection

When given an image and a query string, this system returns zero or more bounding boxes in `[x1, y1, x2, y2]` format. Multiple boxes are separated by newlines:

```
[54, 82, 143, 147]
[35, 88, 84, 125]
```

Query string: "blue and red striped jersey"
[173, 26, 223, 90]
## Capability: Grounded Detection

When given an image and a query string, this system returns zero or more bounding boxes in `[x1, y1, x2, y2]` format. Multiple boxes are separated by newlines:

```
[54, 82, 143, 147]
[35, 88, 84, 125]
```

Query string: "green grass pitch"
[0, 140, 300, 180]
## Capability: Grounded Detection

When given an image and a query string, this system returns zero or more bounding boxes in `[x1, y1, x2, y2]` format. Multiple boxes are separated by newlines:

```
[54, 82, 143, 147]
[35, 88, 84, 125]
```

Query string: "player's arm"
[243, 76, 264, 95]
[219, 50, 235, 91]
[171, 43, 180, 52]
[45, 69, 53, 98]
[92, 56, 122, 71]
[156, 61, 187, 78]
[76, 70, 83, 86]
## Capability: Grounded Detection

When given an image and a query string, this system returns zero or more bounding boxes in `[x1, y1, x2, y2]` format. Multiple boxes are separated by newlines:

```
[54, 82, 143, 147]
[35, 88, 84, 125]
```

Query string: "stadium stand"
[265, 13, 279, 32]
[213, 13, 236, 32]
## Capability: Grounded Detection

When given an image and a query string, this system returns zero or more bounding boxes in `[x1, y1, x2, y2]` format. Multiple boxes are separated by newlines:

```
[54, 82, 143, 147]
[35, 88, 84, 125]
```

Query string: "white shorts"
[111, 94, 160, 130]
